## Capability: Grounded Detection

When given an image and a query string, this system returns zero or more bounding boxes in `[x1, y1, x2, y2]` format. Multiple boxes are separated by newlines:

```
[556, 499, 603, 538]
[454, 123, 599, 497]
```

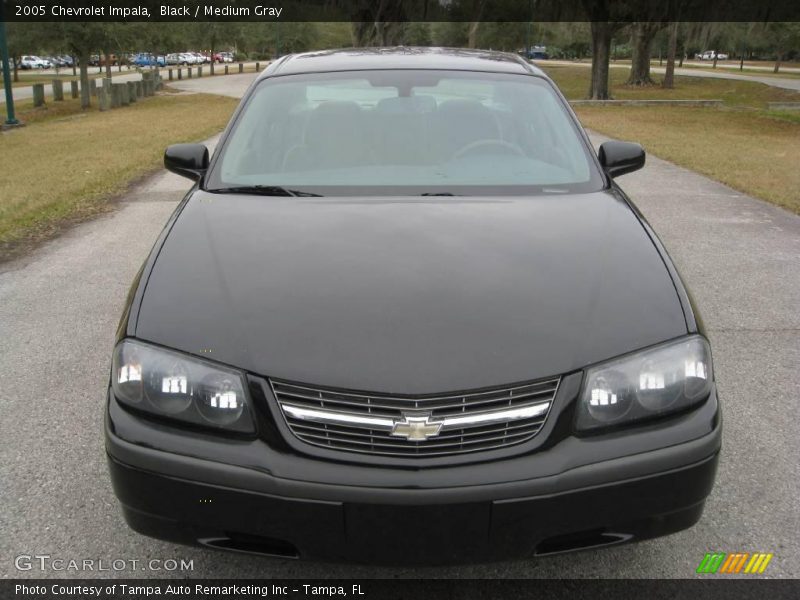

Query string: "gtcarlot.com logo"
[696, 552, 773, 574]
[15, 554, 194, 572]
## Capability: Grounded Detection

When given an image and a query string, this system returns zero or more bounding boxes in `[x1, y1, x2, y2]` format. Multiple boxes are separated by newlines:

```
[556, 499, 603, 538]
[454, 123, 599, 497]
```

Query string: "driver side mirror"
[598, 141, 645, 179]
[164, 143, 209, 181]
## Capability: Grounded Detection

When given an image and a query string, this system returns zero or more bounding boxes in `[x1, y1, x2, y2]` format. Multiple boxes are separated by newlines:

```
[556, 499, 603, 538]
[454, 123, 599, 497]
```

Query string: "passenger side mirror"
[164, 144, 209, 181]
[598, 141, 645, 179]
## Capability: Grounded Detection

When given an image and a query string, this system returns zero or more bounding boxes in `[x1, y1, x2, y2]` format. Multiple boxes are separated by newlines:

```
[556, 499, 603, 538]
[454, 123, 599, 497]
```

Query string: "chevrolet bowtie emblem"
[390, 414, 444, 441]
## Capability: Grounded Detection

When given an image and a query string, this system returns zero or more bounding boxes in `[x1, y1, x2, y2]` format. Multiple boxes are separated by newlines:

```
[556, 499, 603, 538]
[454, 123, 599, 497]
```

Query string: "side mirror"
[164, 143, 209, 181]
[598, 141, 645, 179]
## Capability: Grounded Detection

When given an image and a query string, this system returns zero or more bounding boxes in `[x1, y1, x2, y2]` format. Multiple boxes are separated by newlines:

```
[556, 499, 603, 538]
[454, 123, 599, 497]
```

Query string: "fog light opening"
[535, 530, 633, 556]
[199, 533, 299, 559]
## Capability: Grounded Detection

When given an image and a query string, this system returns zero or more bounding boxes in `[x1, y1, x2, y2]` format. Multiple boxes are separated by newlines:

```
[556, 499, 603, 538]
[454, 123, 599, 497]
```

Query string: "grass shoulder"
[0, 92, 238, 261]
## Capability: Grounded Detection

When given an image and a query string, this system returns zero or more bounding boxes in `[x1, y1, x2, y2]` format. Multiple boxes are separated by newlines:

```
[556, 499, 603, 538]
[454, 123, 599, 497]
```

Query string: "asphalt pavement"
[0, 72, 798, 579]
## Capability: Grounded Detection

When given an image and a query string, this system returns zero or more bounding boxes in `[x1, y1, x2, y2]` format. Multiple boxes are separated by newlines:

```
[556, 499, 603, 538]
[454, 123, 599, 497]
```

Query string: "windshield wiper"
[206, 185, 323, 197]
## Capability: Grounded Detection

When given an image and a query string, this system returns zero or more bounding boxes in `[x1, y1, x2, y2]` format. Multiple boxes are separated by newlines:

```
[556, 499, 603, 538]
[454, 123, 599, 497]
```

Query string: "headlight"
[576, 336, 713, 432]
[111, 339, 254, 433]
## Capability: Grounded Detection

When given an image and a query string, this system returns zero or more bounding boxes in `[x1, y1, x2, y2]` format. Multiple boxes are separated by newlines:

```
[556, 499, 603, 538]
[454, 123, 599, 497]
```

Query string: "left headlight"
[576, 335, 713, 432]
[111, 339, 255, 434]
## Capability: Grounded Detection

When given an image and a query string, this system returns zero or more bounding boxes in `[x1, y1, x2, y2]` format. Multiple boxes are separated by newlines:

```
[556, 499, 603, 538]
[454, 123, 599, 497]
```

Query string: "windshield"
[207, 70, 603, 196]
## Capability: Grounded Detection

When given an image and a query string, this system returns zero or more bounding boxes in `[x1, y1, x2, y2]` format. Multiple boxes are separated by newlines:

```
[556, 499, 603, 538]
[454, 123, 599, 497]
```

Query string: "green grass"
[574, 106, 800, 214]
[0, 92, 239, 258]
[540, 64, 800, 108]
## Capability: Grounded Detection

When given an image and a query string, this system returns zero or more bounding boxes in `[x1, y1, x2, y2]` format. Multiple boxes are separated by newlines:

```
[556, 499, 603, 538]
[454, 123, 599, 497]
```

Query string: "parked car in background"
[698, 50, 728, 61]
[192, 51, 210, 64]
[214, 52, 234, 63]
[131, 53, 166, 67]
[19, 55, 50, 69]
[166, 53, 181, 66]
[519, 46, 549, 60]
[177, 52, 201, 65]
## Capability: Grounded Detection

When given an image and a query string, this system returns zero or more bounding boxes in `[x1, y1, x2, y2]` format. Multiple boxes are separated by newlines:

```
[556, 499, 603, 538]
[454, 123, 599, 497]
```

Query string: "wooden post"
[197, 65, 203, 77]
[52, 79, 64, 101]
[118, 83, 129, 106]
[255, 62, 260, 72]
[32, 84, 45, 107]
[224, 64, 229, 75]
[98, 88, 109, 111]
[89, 79, 97, 97]
[138, 80, 145, 98]
[110, 83, 121, 108]
[103, 77, 112, 98]
[187, 67, 192, 78]
[168, 68, 173, 81]
[70, 80, 79, 99]
[127, 81, 137, 103]
[238, 62, 243, 73]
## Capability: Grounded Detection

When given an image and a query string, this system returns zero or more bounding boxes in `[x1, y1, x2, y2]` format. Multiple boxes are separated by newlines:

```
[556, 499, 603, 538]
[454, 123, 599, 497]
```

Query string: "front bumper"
[106, 378, 721, 564]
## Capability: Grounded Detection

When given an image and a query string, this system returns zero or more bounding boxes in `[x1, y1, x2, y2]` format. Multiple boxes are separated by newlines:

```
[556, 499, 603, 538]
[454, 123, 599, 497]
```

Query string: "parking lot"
[0, 73, 798, 579]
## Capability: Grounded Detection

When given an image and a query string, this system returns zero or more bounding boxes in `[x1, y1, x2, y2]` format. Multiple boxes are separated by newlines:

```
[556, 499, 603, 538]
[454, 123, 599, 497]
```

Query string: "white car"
[699, 51, 728, 61]
[178, 53, 201, 65]
[19, 55, 49, 69]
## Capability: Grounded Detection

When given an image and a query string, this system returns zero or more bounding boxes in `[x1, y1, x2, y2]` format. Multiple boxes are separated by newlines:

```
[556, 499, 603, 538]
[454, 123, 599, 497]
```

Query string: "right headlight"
[111, 339, 255, 434]
[576, 335, 713, 432]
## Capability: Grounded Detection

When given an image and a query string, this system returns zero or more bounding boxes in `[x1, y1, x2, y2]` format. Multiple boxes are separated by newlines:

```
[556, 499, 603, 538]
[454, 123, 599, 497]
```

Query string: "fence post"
[224, 64, 229, 75]
[197, 65, 203, 77]
[238, 62, 243, 73]
[127, 81, 137, 103]
[168, 68, 173, 81]
[118, 82, 130, 106]
[70, 80, 79, 99]
[255, 62, 260, 72]
[51, 79, 64, 101]
[103, 77, 111, 99]
[89, 79, 97, 97]
[136, 80, 144, 98]
[110, 83, 120, 108]
[187, 67, 192, 78]
[32, 84, 45, 107]
[98, 88, 109, 111]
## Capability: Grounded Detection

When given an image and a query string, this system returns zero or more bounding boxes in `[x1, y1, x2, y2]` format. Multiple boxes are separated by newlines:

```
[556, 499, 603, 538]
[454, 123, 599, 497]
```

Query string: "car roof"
[260, 47, 546, 79]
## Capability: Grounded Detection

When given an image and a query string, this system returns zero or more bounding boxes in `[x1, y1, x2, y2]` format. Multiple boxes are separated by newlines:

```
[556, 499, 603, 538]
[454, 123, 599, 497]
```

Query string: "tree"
[581, 0, 626, 99]
[54, 23, 108, 108]
[662, 22, 678, 89]
[626, 21, 667, 85]
[765, 23, 800, 73]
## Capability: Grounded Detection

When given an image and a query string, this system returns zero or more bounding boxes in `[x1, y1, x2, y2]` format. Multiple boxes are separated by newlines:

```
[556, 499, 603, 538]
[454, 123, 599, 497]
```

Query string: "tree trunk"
[712, 55, 718, 68]
[79, 52, 90, 109]
[72, 59, 77, 76]
[467, 22, 480, 48]
[103, 47, 112, 78]
[13, 56, 18, 82]
[774, 51, 783, 73]
[210, 44, 215, 75]
[662, 22, 678, 89]
[627, 22, 660, 86]
[588, 22, 613, 99]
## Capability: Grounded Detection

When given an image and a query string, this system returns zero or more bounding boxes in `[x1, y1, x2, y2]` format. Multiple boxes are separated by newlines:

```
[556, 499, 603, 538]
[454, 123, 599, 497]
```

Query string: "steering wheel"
[453, 139, 525, 160]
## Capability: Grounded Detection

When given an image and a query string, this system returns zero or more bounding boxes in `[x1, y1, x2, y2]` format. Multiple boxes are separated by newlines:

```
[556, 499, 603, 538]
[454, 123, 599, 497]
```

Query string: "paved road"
[542, 59, 800, 92]
[1, 73, 798, 579]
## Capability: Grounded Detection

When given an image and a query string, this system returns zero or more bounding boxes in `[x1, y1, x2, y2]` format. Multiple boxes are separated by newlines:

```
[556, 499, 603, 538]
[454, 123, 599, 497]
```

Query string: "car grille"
[270, 377, 559, 458]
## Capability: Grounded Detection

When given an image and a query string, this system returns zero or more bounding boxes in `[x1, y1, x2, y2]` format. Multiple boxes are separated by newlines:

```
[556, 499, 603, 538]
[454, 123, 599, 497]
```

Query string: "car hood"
[135, 190, 686, 394]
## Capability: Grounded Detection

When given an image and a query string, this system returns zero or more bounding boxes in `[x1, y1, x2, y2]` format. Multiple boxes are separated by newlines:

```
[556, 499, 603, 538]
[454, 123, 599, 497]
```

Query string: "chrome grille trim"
[271, 377, 560, 458]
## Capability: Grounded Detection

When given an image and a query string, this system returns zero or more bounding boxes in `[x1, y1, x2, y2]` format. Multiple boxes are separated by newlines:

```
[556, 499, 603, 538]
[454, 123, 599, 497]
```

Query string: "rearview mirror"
[598, 141, 645, 178]
[164, 144, 209, 181]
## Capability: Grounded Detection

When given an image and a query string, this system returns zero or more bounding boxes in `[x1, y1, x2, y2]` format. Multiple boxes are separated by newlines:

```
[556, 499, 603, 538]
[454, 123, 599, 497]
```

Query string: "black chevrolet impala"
[106, 48, 720, 564]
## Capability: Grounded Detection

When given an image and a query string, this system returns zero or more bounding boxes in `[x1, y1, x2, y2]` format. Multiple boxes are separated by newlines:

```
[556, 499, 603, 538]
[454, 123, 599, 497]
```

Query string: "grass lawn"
[0, 92, 238, 258]
[574, 106, 800, 214]
[540, 64, 800, 107]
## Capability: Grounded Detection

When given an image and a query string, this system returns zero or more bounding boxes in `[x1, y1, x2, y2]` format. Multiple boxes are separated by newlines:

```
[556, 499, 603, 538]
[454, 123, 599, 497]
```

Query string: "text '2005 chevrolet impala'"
[106, 48, 720, 564]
